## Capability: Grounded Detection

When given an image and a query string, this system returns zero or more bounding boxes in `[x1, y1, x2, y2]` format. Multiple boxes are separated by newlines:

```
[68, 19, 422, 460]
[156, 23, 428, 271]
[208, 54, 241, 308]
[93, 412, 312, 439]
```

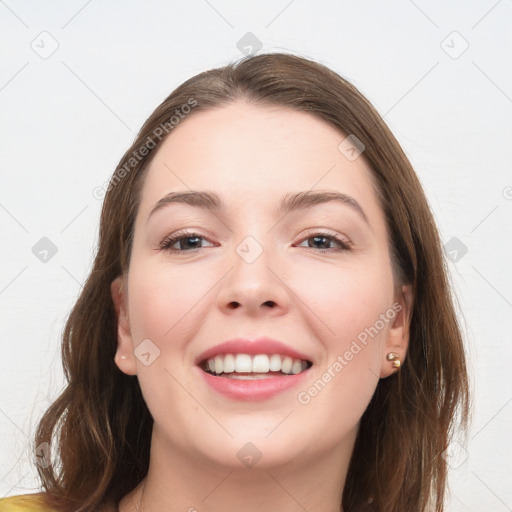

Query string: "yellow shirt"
[0, 493, 54, 512]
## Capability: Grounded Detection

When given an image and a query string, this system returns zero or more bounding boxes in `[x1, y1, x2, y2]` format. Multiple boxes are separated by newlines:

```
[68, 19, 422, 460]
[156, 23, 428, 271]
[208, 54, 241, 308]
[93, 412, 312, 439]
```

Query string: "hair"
[34, 52, 469, 512]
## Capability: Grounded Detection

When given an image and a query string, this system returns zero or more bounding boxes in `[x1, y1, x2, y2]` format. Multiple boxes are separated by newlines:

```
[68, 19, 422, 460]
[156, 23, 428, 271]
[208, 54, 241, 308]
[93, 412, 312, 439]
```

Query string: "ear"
[111, 276, 138, 376]
[380, 284, 414, 378]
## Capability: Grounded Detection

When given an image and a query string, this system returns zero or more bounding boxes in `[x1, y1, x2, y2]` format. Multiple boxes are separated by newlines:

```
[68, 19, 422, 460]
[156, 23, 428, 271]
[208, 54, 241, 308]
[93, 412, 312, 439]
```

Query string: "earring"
[120, 355, 128, 360]
[386, 352, 401, 368]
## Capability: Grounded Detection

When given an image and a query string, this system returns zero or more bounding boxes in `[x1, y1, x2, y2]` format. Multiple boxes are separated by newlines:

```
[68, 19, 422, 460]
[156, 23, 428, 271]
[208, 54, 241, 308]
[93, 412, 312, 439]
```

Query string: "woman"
[0, 52, 469, 512]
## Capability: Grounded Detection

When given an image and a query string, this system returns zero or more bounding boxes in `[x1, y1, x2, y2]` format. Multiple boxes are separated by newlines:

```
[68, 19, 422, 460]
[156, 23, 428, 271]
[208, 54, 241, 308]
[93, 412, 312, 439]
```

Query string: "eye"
[159, 231, 216, 253]
[158, 230, 351, 254]
[295, 232, 352, 252]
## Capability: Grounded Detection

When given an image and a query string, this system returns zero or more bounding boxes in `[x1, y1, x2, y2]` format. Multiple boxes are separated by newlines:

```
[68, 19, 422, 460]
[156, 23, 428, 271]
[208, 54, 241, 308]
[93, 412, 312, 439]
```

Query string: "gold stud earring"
[386, 352, 401, 368]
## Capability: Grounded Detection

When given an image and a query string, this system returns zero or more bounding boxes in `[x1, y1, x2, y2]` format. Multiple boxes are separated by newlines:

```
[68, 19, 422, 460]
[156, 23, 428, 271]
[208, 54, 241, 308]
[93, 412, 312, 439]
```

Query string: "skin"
[112, 101, 413, 512]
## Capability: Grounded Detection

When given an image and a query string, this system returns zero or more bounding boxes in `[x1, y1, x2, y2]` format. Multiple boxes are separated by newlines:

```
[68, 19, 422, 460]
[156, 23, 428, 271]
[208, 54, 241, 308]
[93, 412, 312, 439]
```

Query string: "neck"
[119, 426, 355, 512]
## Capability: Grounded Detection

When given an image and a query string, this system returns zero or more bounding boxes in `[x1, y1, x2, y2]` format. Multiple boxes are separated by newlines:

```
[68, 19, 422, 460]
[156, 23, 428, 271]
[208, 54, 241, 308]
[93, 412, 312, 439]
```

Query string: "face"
[112, 101, 411, 471]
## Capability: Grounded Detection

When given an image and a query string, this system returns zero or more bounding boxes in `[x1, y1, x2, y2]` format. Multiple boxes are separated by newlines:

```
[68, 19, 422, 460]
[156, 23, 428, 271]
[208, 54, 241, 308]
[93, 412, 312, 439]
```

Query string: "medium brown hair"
[34, 52, 469, 512]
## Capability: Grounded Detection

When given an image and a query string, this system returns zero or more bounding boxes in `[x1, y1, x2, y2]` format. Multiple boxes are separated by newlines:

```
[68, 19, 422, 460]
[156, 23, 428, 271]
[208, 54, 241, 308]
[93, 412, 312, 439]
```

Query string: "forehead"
[137, 102, 382, 221]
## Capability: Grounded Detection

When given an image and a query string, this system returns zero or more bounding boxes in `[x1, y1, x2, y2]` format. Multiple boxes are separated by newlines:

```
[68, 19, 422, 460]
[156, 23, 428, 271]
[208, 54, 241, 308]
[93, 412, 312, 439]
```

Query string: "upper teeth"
[205, 354, 308, 375]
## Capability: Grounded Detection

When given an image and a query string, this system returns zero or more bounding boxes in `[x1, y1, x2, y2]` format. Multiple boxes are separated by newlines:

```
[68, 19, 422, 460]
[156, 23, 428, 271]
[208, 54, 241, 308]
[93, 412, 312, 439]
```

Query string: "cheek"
[291, 256, 394, 346]
[125, 260, 211, 431]
[292, 260, 393, 428]
[127, 258, 211, 347]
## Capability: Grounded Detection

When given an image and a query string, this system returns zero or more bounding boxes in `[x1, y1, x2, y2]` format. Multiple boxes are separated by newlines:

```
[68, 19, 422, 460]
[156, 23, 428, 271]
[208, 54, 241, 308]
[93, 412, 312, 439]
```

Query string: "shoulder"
[0, 493, 55, 512]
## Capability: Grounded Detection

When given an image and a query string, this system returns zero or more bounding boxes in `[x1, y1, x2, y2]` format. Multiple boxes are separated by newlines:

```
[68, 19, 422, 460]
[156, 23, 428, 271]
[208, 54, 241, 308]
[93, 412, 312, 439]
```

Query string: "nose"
[216, 240, 291, 317]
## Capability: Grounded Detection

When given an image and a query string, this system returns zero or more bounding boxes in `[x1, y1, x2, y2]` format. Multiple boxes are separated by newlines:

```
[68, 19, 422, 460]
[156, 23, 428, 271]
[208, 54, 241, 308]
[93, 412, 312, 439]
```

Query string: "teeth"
[252, 354, 269, 373]
[204, 353, 310, 376]
[214, 355, 224, 374]
[223, 354, 235, 373]
[291, 359, 303, 375]
[269, 354, 282, 371]
[281, 356, 293, 374]
[235, 354, 252, 372]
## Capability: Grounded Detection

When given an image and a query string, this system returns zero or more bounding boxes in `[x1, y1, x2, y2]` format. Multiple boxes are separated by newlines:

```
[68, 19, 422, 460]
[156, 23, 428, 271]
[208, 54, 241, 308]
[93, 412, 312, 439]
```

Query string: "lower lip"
[198, 367, 310, 401]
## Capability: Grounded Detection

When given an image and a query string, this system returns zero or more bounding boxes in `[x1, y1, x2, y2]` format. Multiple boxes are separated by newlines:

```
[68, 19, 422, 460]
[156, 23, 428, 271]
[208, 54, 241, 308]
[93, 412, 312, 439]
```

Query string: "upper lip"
[195, 337, 313, 365]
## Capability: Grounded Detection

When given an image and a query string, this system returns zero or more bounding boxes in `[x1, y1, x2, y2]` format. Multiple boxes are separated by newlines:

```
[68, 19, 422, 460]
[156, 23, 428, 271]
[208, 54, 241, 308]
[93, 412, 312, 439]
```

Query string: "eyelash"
[158, 230, 352, 254]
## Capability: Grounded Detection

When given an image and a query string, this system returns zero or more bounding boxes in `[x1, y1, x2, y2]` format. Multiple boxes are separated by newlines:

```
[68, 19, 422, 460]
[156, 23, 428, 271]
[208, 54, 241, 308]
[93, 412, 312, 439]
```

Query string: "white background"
[1, 1, 511, 510]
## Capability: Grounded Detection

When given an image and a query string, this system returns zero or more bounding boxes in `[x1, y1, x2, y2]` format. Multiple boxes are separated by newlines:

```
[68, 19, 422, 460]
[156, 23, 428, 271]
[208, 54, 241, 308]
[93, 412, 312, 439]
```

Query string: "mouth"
[199, 353, 313, 379]
[195, 337, 314, 401]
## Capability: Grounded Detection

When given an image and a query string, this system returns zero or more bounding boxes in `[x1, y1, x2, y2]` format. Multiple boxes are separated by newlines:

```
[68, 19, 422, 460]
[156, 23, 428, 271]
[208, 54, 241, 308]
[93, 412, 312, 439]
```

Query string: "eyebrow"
[147, 190, 369, 226]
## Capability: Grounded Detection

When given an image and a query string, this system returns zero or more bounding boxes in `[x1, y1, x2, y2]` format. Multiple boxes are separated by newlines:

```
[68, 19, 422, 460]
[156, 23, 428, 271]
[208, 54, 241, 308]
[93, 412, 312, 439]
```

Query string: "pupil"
[183, 236, 200, 249]
[311, 236, 329, 249]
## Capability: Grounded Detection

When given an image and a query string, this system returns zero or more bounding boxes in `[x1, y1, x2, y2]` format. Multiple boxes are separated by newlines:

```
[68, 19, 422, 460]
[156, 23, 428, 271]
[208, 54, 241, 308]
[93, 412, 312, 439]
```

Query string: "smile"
[198, 353, 313, 401]
[201, 353, 312, 378]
